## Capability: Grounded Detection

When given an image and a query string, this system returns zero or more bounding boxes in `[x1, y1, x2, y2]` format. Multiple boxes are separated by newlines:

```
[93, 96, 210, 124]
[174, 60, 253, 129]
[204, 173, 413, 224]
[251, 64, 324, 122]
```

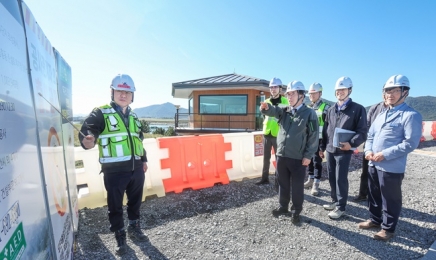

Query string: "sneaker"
[328, 208, 345, 219]
[352, 194, 367, 202]
[255, 179, 270, 185]
[127, 221, 148, 242]
[304, 178, 314, 188]
[272, 207, 290, 217]
[358, 219, 381, 229]
[373, 229, 394, 241]
[114, 229, 127, 255]
[311, 182, 320, 196]
[323, 202, 336, 210]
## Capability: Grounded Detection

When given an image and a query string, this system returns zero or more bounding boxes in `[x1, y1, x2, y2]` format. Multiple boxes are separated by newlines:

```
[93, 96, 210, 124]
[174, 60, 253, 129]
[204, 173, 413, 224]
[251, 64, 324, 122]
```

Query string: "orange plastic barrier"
[432, 122, 436, 140]
[159, 134, 232, 193]
[421, 122, 426, 142]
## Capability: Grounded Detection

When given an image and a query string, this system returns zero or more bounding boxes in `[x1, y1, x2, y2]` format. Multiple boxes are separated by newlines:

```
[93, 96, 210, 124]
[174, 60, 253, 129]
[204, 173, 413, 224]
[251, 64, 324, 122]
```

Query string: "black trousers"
[359, 153, 369, 196]
[104, 167, 145, 232]
[261, 134, 277, 180]
[368, 166, 404, 232]
[307, 143, 322, 180]
[276, 156, 306, 214]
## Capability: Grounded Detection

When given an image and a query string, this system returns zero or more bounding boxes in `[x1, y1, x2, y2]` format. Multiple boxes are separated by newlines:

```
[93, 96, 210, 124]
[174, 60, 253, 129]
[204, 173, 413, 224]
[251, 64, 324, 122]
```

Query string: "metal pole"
[37, 92, 87, 137]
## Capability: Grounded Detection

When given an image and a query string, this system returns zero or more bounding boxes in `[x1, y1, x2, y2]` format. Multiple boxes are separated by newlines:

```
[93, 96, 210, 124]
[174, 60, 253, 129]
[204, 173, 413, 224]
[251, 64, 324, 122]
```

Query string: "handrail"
[174, 112, 263, 131]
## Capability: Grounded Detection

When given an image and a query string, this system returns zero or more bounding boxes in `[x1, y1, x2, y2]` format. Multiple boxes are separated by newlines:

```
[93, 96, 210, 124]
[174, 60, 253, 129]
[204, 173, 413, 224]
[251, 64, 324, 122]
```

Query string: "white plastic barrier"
[223, 131, 275, 181]
[74, 147, 106, 209]
[422, 121, 436, 141]
[75, 121, 435, 209]
[141, 138, 169, 199]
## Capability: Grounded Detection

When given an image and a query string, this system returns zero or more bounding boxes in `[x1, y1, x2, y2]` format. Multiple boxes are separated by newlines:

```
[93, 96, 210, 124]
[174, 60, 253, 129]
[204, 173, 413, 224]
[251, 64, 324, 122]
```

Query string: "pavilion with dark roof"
[172, 73, 275, 135]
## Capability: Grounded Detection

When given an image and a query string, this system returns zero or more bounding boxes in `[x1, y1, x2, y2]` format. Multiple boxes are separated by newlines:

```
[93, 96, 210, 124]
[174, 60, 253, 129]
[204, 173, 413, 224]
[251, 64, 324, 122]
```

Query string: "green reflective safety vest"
[315, 102, 327, 139]
[97, 105, 144, 164]
[263, 96, 289, 137]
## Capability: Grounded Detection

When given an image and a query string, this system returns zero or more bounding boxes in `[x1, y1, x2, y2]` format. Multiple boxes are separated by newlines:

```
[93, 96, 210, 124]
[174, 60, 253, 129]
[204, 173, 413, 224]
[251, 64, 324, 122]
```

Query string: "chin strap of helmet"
[290, 91, 304, 108]
[390, 87, 409, 107]
[337, 88, 352, 102]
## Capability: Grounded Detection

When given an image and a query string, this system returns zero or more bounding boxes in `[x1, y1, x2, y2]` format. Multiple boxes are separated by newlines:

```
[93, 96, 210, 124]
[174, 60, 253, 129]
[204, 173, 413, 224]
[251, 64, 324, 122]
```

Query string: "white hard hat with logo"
[269, 77, 282, 87]
[286, 81, 306, 93]
[308, 83, 323, 93]
[384, 75, 410, 90]
[110, 74, 136, 92]
[335, 76, 353, 90]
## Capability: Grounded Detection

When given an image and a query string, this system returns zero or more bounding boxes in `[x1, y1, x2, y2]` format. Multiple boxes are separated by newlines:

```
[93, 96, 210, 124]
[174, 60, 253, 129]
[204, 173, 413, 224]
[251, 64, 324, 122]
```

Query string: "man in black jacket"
[353, 96, 389, 202]
[319, 76, 367, 219]
[79, 74, 148, 255]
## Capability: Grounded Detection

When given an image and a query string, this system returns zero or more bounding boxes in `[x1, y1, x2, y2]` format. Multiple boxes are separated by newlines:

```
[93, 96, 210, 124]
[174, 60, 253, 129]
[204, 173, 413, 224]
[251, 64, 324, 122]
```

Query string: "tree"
[140, 119, 150, 133]
[164, 126, 176, 136]
[152, 127, 166, 135]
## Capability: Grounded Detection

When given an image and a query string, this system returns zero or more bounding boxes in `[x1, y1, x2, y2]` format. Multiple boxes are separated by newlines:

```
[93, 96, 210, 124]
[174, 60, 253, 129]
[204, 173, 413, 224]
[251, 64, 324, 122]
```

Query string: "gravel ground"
[74, 141, 436, 260]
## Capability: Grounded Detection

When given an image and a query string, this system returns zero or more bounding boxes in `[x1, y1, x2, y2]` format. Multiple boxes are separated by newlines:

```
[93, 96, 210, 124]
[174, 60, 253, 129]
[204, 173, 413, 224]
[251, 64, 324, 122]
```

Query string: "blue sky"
[23, 0, 436, 115]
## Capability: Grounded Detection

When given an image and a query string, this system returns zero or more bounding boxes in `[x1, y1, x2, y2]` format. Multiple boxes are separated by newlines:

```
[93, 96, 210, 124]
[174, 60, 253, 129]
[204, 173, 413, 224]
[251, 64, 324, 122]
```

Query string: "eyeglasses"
[269, 86, 280, 89]
[383, 88, 402, 95]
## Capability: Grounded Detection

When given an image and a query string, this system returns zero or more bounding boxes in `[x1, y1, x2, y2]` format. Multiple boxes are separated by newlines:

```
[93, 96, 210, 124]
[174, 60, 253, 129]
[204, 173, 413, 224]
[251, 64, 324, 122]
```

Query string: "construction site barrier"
[74, 121, 436, 209]
[223, 132, 275, 181]
[159, 134, 232, 193]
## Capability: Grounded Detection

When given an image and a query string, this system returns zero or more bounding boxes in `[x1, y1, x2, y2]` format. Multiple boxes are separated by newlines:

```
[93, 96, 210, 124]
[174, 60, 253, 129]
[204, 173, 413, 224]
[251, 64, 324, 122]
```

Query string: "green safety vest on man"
[97, 105, 144, 164]
[263, 96, 288, 137]
[315, 102, 327, 139]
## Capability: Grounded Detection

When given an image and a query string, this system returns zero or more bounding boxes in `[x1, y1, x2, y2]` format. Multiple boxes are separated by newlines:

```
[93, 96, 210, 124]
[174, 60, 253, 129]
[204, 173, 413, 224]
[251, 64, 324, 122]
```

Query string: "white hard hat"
[286, 81, 306, 93]
[384, 75, 410, 89]
[335, 76, 353, 90]
[308, 83, 323, 93]
[110, 74, 136, 92]
[269, 77, 282, 87]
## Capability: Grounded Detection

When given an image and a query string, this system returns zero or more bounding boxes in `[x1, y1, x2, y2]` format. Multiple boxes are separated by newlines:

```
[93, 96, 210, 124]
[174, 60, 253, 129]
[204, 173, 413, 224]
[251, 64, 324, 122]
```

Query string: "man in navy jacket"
[320, 76, 367, 219]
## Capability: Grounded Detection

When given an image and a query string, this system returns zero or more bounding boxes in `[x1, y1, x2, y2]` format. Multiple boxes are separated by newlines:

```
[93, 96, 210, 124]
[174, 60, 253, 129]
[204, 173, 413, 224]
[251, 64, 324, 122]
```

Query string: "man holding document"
[319, 76, 367, 219]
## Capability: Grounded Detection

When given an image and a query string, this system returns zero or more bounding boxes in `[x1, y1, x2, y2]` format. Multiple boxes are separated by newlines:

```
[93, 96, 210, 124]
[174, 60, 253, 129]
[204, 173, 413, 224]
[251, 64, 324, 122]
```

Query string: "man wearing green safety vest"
[304, 83, 330, 196]
[79, 74, 148, 255]
[256, 77, 289, 186]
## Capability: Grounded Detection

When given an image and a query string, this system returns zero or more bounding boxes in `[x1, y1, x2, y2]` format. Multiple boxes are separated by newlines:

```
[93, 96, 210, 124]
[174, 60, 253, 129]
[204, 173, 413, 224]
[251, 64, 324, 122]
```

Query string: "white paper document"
[333, 127, 356, 150]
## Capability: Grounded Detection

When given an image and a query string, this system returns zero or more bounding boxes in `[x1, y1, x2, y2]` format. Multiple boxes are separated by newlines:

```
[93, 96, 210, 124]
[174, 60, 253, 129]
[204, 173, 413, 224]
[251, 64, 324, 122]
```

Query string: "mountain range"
[133, 102, 188, 118]
[131, 96, 435, 121]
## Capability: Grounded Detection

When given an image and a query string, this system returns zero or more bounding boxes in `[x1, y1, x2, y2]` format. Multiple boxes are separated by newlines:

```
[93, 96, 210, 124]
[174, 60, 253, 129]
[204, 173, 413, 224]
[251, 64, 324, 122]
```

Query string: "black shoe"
[127, 221, 148, 242]
[352, 194, 367, 202]
[255, 179, 270, 185]
[291, 213, 301, 224]
[114, 229, 127, 255]
[272, 207, 289, 217]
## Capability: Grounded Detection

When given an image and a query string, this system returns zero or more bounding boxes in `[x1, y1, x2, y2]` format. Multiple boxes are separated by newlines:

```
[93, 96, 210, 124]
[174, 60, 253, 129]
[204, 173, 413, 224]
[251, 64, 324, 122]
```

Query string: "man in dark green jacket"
[260, 80, 319, 223]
